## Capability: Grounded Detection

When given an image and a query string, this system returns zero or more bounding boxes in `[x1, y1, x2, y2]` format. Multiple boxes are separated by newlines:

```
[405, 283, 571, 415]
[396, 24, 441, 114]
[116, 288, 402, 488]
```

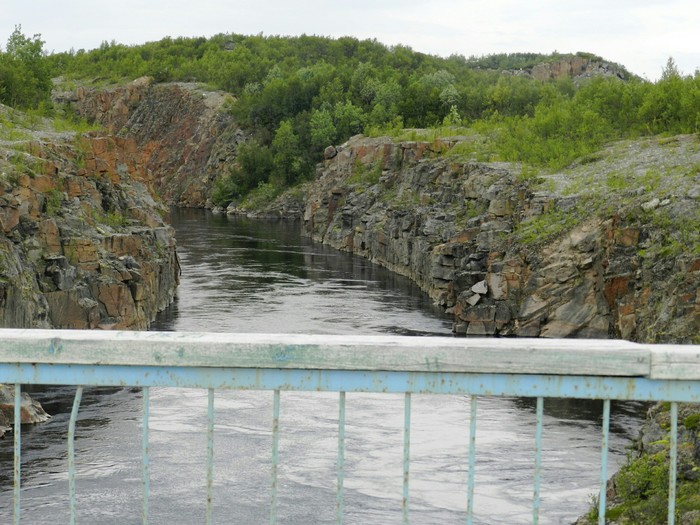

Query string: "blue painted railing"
[1, 329, 699, 524]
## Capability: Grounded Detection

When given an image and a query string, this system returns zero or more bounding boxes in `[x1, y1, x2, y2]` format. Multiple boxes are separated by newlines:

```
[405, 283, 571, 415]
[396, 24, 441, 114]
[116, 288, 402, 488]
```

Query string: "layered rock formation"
[64, 77, 245, 207]
[0, 107, 179, 329]
[56, 79, 697, 342]
[297, 135, 699, 343]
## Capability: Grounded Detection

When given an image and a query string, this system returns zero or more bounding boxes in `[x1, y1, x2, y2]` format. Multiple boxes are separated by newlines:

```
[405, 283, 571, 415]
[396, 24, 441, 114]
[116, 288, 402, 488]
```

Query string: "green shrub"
[684, 413, 700, 430]
[44, 189, 63, 216]
[211, 174, 241, 207]
[516, 206, 580, 245]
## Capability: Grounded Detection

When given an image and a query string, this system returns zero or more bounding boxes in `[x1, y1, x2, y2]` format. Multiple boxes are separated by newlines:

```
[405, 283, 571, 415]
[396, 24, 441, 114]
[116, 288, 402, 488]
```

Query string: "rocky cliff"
[59, 77, 245, 207]
[55, 78, 698, 342]
[292, 134, 699, 343]
[0, 104, 179, 329]
[497, 53, 633, 82]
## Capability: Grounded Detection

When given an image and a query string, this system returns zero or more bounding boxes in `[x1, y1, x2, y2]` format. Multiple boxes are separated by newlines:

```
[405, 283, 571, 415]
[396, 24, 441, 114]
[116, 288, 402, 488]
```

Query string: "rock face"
[0, 107, 179, 330]
[499, 54, 632, 82]
[0, 384, 51, 438]
[69, 77, 246, 207]
[297, 135, 699, 343]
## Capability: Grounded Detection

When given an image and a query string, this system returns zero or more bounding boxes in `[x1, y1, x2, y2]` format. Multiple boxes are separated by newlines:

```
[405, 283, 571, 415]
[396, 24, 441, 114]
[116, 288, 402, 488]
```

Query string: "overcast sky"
[2, 0, 698, 81]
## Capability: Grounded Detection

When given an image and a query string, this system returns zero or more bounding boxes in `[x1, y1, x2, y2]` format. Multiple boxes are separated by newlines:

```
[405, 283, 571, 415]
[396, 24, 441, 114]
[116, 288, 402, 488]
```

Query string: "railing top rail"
[0, 327, 672, 378]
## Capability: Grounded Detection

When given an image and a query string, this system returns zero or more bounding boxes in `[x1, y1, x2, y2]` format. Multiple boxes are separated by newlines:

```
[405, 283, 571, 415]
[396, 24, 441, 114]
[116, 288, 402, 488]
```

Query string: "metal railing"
[1, 328, 699, 524]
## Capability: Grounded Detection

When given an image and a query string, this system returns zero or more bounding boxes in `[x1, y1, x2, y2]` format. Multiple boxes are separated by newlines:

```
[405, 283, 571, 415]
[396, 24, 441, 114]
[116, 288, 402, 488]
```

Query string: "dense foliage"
[3, 29, 700, 203]
[0, 26, 52, 109]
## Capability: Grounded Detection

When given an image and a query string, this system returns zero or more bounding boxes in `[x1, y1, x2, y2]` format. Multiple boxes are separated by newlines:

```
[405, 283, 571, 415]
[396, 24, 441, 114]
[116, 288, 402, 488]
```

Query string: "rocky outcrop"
[297, 135, 699, 343]
[0, 107, 179, 330]
[499, 54, 632, 82]
[0, 384, 51, 438]
[530, 55, 629, 81]
[67, 77, 246, 207]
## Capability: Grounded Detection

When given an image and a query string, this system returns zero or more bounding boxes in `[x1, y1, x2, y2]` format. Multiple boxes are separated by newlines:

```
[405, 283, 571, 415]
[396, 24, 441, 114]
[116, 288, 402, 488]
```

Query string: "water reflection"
[152, 209, 452, 336]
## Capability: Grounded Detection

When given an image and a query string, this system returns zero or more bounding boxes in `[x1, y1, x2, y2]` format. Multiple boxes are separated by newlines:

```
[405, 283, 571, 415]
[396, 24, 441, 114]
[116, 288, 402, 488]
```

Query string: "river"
[0, 208, 644, 524]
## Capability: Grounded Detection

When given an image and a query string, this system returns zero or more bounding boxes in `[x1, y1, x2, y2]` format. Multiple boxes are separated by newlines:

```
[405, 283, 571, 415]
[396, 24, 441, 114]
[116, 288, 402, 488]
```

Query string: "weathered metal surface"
[142, 387, 150, 525]
[337, 391, 346, 525]
[68, 386, 83, 525]
[669, 402, 678, 525]
[402, 392, 411, 525]
[13, 384, 21, 525]
[0, 329, 650, 376]
[3, 363, 700, 401]
[598, 400, 611, 525]
[2, 330, 698, 525]
[206, 388, 214, 525]
[533, 397, 544, 525]
[467, 396, 477, 525]
[270, 389, 280, 525]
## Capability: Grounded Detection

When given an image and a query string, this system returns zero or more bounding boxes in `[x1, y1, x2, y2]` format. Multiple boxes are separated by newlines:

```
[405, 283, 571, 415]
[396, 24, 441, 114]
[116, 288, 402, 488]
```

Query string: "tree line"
[2, 28, 699, 204]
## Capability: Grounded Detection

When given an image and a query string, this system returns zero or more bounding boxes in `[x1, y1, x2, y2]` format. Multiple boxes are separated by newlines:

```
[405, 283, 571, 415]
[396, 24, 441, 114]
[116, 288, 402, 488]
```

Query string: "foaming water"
[0, 209, 645, 524]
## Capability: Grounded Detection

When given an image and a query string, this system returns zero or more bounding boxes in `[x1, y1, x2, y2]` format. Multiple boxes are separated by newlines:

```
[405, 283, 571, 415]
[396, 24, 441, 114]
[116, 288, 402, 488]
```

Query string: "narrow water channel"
[1, 208, 644, 524]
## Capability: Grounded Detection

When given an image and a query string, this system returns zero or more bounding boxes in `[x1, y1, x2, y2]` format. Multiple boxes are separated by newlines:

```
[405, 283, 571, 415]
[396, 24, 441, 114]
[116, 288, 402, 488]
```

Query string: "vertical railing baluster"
[533, 397, 544, 525]
[270, 389, 281, 525]
[142, 387, 150, 525]
[206, 388, 215, 525]
[467, 395, 477, 525]
[337, 391, 346, 525]
[598, 399, 611, 525]
[668, 402, 678, 525]
[13, 384, 21, 525]
[402, 392, 411, 525]
[68, 386, 84, 525]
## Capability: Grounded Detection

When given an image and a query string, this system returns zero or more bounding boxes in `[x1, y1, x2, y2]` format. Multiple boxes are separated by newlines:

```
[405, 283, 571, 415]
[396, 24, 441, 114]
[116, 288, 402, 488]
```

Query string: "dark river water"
[0, 208, 645, 524]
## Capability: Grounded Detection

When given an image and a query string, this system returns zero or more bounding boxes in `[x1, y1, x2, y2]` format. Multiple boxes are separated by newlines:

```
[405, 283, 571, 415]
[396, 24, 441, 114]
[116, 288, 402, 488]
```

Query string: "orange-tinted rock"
[604, 275, 631, 309]
[615, 228, 640, 246]
[0, 206, 20, 233]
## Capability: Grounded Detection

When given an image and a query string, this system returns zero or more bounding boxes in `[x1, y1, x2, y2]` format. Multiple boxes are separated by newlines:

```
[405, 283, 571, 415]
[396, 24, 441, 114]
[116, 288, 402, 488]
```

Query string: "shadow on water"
[513, 397, 649, 439]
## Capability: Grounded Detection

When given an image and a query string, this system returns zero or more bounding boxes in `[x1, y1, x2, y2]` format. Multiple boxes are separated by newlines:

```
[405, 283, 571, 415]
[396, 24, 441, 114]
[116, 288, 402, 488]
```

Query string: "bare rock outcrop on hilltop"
[497, 54, 632, 82]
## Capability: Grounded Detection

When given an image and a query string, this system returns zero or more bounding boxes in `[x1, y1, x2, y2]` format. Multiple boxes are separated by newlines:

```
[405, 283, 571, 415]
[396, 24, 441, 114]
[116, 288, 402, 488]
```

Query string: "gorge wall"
[54, 78, 698, 343]
[1, 77, 246, 330]
[0, 107, 179, 330]
[61, 77, 245, 207]
[294, 135, 699, 343]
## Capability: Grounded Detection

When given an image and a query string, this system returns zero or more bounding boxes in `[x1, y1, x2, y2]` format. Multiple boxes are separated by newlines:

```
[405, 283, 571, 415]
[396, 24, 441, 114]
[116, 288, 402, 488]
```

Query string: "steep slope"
[275, 134, 699, 343]
[58, 77, 245, 207]
[0, 104, 179, 329]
